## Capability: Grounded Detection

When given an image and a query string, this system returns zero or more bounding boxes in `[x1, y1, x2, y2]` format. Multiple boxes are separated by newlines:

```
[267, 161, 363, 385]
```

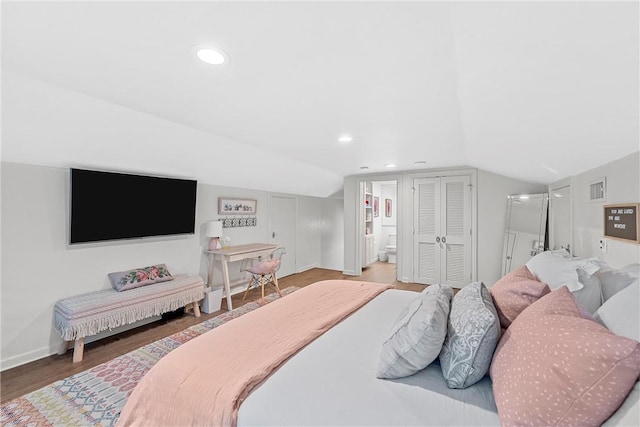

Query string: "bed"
[117, 253, 640, 427]
[238, 288, 499, 426]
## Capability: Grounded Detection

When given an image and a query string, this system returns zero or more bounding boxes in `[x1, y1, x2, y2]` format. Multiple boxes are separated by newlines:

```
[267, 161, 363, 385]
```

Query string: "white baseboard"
[343, 270, 359, 276]
[1, 316, 164, 371]
[1, 345, 53, 371]
[297, 263, 318, 273]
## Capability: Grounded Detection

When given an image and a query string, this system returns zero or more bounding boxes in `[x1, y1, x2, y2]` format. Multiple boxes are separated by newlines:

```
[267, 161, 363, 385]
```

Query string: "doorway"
[270, 195, 297, 277]
[361, 179, 398, 272]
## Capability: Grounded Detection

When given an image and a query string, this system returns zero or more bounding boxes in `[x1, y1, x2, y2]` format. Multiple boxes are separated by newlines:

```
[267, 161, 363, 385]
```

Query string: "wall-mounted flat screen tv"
[70, 168, 197, 244]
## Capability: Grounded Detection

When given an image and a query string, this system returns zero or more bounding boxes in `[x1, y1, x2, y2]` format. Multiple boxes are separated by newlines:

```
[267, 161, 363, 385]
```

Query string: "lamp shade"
[204, 220, 223, 237]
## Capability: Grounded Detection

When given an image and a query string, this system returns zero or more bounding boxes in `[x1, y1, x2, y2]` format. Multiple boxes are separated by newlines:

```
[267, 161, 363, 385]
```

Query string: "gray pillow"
[572, 269, 603, 314]
[376, 284, 453, 379]
[439, 281, 500, 389]
[597, 263, 640, 301]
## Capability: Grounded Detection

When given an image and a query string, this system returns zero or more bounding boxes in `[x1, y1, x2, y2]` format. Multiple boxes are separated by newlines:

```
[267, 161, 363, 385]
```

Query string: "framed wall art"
[385, 198, 392, 217]
[218, 197, 257, 215]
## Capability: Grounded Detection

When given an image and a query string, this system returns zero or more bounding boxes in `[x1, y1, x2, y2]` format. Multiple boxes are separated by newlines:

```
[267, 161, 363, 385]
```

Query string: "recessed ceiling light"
[385, 164, 396, 168]
[414, 160, 426, 165]
[195, 47, 228, 65]
[338, 135, 354, 144]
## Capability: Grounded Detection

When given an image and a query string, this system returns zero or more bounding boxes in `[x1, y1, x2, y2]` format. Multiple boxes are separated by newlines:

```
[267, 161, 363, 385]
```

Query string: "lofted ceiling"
[2, 1, 638, 197]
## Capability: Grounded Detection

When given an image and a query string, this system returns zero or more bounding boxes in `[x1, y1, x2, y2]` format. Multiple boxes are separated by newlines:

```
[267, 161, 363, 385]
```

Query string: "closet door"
[413, 178, 441, 285]
[413, 176, 471, 287]
[440, 176, 471, 287]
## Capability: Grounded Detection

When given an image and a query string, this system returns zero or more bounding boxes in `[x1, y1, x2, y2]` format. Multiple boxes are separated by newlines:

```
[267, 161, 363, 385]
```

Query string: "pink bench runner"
[117, 280, 392, 426]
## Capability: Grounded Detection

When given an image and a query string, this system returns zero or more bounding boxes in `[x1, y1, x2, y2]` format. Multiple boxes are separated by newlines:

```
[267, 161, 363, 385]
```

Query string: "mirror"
[502, 193, 549, 276]
[549, 185, 571, 253]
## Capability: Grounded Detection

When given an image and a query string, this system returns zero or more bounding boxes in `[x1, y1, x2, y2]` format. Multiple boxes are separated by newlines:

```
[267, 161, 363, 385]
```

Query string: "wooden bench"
[54, 275, 205, 362]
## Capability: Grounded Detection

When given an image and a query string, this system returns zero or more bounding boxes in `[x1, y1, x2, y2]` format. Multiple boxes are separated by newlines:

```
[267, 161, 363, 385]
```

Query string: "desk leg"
[207, 254, 215, 287]
[221, 259, 233, 310]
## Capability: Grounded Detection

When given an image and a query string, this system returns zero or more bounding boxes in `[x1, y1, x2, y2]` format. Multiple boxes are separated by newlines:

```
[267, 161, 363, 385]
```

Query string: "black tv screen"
[70, 168, 197, 244]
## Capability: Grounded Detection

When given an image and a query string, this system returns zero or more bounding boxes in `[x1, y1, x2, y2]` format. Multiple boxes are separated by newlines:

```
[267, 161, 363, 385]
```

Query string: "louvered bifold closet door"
[413, 178, 441, 285]
[440, 176, 471, 287]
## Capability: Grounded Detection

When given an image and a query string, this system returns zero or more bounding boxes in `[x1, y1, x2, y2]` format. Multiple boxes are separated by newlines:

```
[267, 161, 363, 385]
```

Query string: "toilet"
[385, 234, 397, 264]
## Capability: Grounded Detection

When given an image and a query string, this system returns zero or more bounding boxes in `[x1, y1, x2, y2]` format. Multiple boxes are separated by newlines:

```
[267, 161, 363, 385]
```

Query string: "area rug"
[0, 288, 298, 427]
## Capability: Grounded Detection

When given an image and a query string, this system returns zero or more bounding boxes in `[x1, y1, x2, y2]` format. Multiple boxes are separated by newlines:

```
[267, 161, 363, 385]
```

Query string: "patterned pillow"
[439, 281, 501, 389]
[490, 265, 551, 330]
[108, 264, 173, 291]
[377, 284, 453, 379]
[491, 287, 640, 426]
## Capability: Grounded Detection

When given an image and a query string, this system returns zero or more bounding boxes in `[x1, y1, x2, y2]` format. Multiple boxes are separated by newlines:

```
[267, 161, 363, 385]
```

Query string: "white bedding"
[238, 289, 499, 426]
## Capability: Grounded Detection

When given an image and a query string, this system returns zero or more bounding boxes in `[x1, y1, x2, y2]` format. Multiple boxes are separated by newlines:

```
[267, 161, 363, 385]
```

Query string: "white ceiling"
[2, 1, 638, 197]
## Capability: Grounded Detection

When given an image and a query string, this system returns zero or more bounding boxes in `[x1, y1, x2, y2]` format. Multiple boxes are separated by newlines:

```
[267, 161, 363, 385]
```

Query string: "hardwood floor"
[1, 263, 424, 403]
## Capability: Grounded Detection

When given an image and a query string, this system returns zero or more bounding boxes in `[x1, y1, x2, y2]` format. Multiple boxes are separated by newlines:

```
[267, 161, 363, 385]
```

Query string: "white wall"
[552, 151, 640, 268]
[372, 183, 383, 256]
[380, 184, 398, 247]
[371, 181, 397, 260]
[1, 162, 339, 370]
[477, 170, 546, 286]
[343, 175, 359, 276]
[297, 197, 323, 272]
[321, 197, 344, 271]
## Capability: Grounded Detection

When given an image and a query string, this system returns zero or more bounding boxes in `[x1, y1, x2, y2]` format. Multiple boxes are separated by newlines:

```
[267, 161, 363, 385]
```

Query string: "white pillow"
[376, 284, 453, 379]
[594, 279, 639, 342]
[598, 263, 640, 301]
[526, 251, 600, 292]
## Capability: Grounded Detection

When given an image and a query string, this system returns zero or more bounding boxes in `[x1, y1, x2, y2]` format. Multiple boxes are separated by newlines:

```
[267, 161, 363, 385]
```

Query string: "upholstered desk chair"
[241, 247, 285, 303]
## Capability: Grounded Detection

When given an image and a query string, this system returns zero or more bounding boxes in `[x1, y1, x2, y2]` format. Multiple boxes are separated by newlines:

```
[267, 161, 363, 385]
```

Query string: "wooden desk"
[205, 243, 278, 310]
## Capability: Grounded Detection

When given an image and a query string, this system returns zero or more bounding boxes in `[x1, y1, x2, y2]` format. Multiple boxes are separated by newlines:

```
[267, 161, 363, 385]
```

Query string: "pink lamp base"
[208, 237, 221, 250]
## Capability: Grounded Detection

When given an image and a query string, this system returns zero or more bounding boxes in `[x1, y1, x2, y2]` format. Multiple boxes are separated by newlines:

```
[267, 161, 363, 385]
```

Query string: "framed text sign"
[604, 203, 639, 243]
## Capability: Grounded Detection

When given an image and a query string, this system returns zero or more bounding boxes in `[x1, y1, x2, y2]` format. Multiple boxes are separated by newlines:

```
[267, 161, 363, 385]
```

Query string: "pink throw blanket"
[117, 280, 391, 426]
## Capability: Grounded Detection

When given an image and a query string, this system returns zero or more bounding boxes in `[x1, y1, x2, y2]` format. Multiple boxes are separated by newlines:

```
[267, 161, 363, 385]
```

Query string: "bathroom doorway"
[362, 179, 398, 270]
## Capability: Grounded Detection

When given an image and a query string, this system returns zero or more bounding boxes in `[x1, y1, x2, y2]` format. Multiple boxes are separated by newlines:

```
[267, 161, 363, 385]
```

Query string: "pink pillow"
[490, 287, 640, 427]
[490, 265, 550, 329]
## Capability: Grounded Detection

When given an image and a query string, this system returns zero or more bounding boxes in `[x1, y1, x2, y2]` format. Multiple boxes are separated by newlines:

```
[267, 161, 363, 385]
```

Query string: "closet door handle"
[441, 236, 447, 243]
[435, 236, 440, 243]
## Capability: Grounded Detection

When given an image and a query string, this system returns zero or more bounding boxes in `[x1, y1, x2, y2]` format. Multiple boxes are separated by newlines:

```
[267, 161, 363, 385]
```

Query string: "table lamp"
[205, 220, 223, 250]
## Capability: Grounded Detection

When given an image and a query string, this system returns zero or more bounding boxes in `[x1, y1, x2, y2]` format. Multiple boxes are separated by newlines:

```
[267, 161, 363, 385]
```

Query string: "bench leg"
[73, 337, 85, 363]
[192, 301, 201, 318]
[58, 339, 71, 355]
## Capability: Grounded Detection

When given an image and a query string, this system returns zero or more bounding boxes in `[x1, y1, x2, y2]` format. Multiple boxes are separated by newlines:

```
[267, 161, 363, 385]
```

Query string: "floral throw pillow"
[439, 281, 501, 389]
[108, 264, 173, 291]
